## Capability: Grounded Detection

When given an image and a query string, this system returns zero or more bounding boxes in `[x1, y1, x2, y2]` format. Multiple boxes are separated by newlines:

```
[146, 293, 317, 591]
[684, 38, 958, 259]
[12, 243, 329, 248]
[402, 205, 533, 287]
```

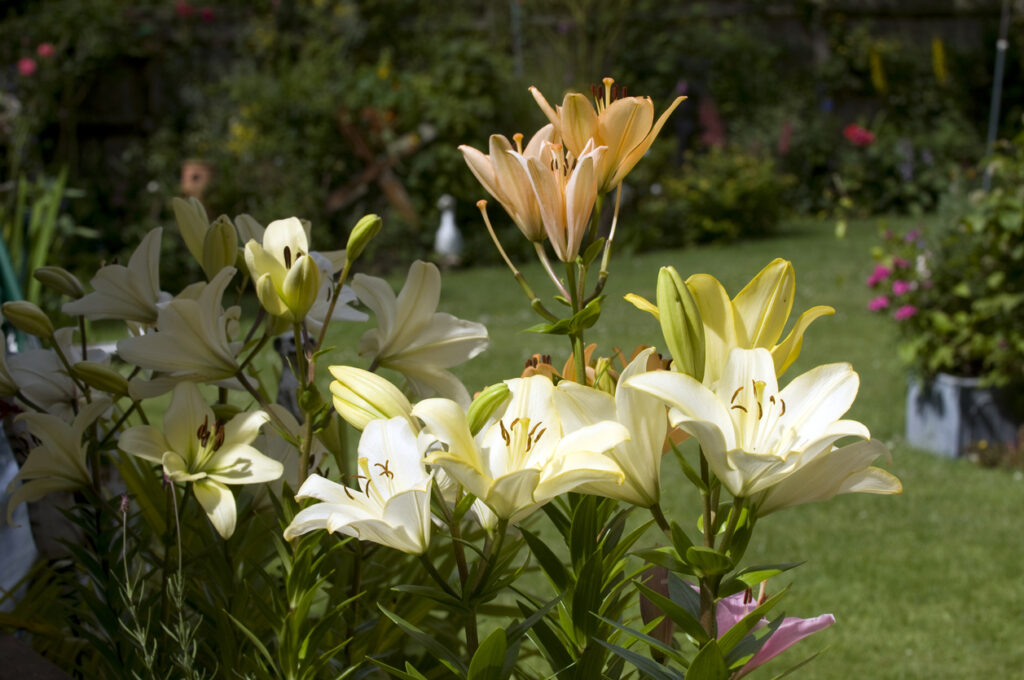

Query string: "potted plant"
[868, 140, 1024, 457]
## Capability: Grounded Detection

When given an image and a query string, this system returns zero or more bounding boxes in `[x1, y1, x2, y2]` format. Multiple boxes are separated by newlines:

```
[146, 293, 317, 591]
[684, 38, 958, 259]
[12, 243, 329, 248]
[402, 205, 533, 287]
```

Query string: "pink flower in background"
[894, 304, 917, 321]
[892, 280, 911, 296]
[868, 296, 890, 311]
[17, 58, 37, 76]
[200, 6, 214, 21]
[893, 256, 910, 268]
[866, 264, 891, 287]
[905, 229, 922, 243]
[716, 590, 835, 678]
[36, 43, 55, 58]
[843, 123, 875, 147]
[176, 1, 194, 17]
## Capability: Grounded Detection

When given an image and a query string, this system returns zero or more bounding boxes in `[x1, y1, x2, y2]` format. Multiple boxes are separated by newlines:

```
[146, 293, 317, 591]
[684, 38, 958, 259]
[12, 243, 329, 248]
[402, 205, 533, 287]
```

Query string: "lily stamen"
[375, 460, 394, 479]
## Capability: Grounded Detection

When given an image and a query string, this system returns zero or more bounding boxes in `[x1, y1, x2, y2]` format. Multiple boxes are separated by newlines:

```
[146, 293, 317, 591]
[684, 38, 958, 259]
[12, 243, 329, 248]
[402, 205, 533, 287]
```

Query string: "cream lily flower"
[626, 347, 900, 502]
[352, 260, 488, 407]
[553, 348, 668, 507]
[412, 375, 629, 524]
[7, 327, 108, 418]
[283, 417, 432, 554]
[171, 197, 239, 280]
[118, 382, 281, 538]
[686, 259, 834, 384]
[117, 267, 242, 384]
[62, 228, 171, 324]
[5, 399, 110, 523]
[511, 138, 604, 262]
[459, 124, 554, 242]
[244, 217, 321, 322]
[531, 77, 685, 193]
[0, 331, 16, 396]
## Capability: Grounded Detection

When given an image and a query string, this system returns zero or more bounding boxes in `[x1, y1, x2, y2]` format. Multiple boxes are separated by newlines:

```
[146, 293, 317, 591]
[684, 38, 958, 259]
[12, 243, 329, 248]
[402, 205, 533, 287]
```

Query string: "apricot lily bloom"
[244, 217, 321, 322]
[117, 267, 242, 384]
[62, 228, 171, 324]
[6, 399, 110, 523]
[412, 375, 629, 525]
[627, 347, 901, 502]
[459, 125, 554, 242]
[531, 77, 685, 193]
[119, 382, 281, 538]
[511, 138, 604, 262]
[353, 260, 488, 406]
[283, 417, 432, 554]
[554, 348, 668, 507]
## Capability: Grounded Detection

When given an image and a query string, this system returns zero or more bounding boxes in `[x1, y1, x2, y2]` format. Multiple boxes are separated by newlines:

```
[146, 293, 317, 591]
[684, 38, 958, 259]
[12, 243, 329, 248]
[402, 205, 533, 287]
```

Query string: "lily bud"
[656, 266, 704, 382]
[346, 214, 382, 263]
[73, 361, 129, 396]
[328, 365, 412, 430]
[593, 357, 616, 395]
[466, 382, 511, 435]
[171, 196, 210, 266]
[34, 266, 85, 299]
[298, 383, 324, 413]
[202, 215, 239, 279]
[2, 301, 54, 340]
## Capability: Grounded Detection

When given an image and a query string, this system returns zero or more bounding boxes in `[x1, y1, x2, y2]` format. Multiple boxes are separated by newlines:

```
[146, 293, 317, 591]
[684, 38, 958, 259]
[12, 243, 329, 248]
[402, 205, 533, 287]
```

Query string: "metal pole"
[984, 0, 1012, 190]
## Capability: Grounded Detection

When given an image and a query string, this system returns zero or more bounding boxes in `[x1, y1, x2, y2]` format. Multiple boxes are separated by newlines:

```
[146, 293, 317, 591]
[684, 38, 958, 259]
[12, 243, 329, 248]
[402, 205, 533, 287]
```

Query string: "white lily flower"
[554, 348, 668, 507]
[5, 399, 110, 523]
[117, 267, 242, 385]
[413, 375, 629, 525]
[353, 260, 488, 407]
[6, 327, 108, 418]
[626, 347, 901, 505]
[118, 382, 281, 538]
[62, 228, 171, 324]
[283, 417, 432, 554]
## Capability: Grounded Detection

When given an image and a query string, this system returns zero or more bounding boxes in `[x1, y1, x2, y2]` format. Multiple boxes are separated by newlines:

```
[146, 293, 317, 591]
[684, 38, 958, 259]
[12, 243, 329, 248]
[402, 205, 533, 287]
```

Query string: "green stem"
[298, 411, 314, 486]
[314, 259, 353, 352]
[585, 183, 623, 306]
[237, 331, 272, 373]
[533, 242, 569, 300]
[720, 495, 745, 555]
[698, 447, 717, 637]
[419, 554, 459, 600]
[565, 262, 588, 385]
[235, 370, 291, 434]
[649, 502, 672, 538]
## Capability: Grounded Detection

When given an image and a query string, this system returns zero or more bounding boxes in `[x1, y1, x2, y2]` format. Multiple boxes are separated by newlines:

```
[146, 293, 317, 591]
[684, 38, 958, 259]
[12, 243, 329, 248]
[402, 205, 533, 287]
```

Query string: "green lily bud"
[346, 214, 383, 263]
[73, 361, 129, 396]
[466, 382, 511, 435]
[34, 266, 85, 299]
[593, 357, 616, 395]
[2, 301, 55, 340]
[328, 365, 412, 430]
[202, 215, 239, 279]
[171, 196, 210, 266]
[298, 383, 324, 414]
[656, 266, 705, 381]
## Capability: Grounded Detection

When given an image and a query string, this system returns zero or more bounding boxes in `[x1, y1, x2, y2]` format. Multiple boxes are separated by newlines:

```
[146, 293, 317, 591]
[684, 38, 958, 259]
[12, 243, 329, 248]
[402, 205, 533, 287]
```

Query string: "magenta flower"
[905, 229, 922, 243]
[36, 43, 55, 58]
[894, 304, 917, 321]
[892, 256, 910, 268]
[716, 590, 835, 677]
[17, 58, 37, 77]
[843, 123, 875, 147]
[868, 296, 890, 311]
[175, 1, 194, 17]
[200, 6, 214, 21]
[866, 264, 891, 287]
[892, 280, 911, 296]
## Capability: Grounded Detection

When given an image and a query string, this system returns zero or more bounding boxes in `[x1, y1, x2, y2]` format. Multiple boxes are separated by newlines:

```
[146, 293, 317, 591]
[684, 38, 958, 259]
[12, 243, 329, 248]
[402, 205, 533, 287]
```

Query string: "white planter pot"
[905, 373, 1021, 458]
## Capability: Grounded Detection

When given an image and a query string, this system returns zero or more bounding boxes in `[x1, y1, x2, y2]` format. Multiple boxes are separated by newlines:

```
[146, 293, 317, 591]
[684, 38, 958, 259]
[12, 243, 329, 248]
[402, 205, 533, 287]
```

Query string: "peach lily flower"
[530, 77, 684, 193]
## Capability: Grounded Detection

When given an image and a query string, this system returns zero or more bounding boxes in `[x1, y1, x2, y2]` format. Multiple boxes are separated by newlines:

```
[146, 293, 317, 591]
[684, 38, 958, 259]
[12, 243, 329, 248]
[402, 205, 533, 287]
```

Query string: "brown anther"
[780, 399, 786, 416]
[730, 386, 743, 404]
[212, 421, 226, 451]
[374, 460, 394, 479]
[499, 419, 511, 446]
[731, 404, 748, 413]
[283, 246, 292, 268]
[756, 401, 763, 420]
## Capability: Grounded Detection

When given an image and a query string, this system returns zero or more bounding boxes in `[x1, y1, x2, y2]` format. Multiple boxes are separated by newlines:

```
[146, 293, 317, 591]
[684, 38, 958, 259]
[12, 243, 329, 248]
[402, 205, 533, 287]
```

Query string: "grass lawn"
[356, 215, 1022, 679]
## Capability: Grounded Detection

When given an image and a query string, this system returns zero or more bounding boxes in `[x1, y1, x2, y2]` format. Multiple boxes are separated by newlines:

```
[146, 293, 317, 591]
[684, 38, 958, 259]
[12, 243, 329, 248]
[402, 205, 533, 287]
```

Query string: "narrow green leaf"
[581, 237, 605, 268]
[635, 581, 708, 645]
[226, 611, 276, 668]
[666, 573, 702, 623]
[597, 640, 681, 680]
[635, 547, 692, 575]
[688, 639, 729, 680]
[379, 606, 468, 675]
[521, 529, 569, 590]
[670, 522, 695, 556]
[366, 658, 431, 680]
[596, 615, 687, 667]
[571, 556, 604, 639]
[685, 546, 733, 578]
[720, 563, 804, 597]
[467, 628, 507, 680]
[767, 648, 826, 680]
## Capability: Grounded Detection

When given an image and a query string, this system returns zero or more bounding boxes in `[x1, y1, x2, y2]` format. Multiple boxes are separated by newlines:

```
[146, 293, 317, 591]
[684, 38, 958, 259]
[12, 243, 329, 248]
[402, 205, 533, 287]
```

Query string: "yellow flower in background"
[5, 399, 110, 524]
[413, 375, 628, 525]
[283, 417, 432, 554]
[459, 124, 554, 243]
[244, 217, 322, 322]
[626, 347, 901, 505]
[119, 382, 281, 539]
[62, 228, 170, 324]
[530, 77, 685, 193]
[352, 260, 488, 407]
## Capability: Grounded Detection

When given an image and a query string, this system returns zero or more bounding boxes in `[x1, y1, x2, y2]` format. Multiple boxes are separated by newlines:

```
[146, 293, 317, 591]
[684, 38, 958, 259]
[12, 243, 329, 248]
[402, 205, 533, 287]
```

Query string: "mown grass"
[398, 216, 1023, 679]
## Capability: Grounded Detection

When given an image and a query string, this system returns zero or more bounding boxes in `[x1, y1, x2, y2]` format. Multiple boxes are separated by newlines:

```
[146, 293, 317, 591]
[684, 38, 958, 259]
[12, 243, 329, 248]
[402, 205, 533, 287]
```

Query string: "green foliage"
[868, 137, 1024, 386]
